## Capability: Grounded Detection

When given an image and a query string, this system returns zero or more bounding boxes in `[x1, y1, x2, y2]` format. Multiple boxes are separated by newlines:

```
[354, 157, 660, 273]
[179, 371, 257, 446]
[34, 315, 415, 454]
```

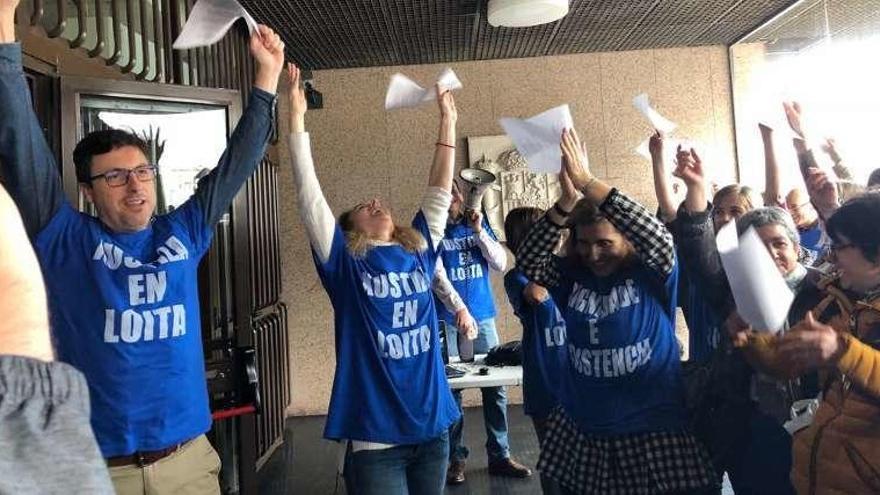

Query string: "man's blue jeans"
[343, 432, 449, 495]
[445, 318, 510, 463]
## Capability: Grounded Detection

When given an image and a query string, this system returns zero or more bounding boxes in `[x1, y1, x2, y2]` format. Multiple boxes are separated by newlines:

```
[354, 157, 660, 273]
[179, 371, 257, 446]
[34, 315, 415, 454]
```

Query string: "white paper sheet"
[173, 0, 259, 50]
[632, 93, 677, 134]
[384, 68, 463, 110]
[498, 105, 576, 174]
[716, 222, 793, 333]
[634, 137, 686, 165]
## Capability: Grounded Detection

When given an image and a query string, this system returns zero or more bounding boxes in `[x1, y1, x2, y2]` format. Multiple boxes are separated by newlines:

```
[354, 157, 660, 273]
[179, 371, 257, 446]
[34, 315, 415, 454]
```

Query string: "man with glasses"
[785, 188, 825, 265]
[0, 1, 285, 493]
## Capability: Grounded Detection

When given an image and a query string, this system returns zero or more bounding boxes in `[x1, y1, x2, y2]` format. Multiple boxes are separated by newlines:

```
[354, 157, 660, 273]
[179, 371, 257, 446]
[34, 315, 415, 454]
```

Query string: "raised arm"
[670, 146, 734, 313]
[421, 87, 457, 248]
[783, 101, 841, 221]
[822, 138, 855, 182]
[193, 25, 283, 227]
[0, 4, 65, 237]
[286, 63, 336, 263]
[760, 123, 783, 207]
[561, 128, 675, 278]
[649, 131, 677, 223]
[516, 147, 581, 288]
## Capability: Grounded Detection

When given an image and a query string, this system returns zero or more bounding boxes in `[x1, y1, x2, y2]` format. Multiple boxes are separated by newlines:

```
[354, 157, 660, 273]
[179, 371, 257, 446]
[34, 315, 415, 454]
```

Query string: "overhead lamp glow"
[487, 0, 569, 28]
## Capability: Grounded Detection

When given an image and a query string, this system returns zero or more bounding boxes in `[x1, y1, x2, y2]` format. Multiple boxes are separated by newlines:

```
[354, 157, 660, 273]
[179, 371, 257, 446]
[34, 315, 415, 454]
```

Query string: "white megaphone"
[458, 168, 497, 212]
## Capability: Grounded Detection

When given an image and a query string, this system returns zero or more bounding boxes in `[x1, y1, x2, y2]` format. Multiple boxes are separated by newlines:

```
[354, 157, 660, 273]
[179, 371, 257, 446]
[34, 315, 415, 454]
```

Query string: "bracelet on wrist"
[436, 142, 455, 149]
[582, 177, 597, 192]
[552, 203, 572, 218]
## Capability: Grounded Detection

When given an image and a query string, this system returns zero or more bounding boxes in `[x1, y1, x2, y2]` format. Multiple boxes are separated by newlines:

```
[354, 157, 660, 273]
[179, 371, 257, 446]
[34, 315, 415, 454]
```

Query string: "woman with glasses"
[286, 63, 459, 495]
[673, 142, 823, 494]
[730, 192, 880, 494]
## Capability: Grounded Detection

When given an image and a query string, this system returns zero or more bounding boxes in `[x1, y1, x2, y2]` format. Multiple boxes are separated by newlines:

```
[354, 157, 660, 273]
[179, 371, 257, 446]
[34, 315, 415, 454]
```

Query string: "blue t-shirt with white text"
[35, 201, 214, 457]
[313, 212, 460, 444]
[436, 217, 498, 322]
[551, 258, 686, 435]
[504, 269, 566, 420]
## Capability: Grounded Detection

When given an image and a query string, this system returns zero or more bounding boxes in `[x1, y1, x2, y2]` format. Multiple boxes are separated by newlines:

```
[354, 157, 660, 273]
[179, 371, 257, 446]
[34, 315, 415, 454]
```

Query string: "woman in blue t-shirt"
[286, 64, 460, 495]
[503, 206, 566, 495]
[516, 128, 716, 494]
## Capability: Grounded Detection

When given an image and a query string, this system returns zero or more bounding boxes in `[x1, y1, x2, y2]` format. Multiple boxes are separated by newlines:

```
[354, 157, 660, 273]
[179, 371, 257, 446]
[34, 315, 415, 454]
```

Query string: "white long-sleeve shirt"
[289, 132, 451, 262]
[472, 224, 508, 272]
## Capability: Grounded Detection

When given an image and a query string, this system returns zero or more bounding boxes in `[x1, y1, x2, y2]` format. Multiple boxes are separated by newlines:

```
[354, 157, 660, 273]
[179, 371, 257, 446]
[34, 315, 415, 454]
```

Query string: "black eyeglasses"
[89, 165, 158, 188]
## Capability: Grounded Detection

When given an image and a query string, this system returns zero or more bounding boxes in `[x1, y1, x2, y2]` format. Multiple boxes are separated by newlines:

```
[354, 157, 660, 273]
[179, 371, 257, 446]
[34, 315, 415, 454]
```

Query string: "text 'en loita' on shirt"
[313, 213, 460, 444]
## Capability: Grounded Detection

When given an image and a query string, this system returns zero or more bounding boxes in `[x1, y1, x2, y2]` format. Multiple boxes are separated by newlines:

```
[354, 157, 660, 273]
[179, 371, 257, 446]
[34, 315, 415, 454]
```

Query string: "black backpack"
[484, 340, 522, 366]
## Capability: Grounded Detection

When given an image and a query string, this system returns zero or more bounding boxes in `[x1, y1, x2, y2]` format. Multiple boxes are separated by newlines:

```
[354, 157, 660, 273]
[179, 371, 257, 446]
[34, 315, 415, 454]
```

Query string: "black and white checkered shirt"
[516, 188, 675, 287]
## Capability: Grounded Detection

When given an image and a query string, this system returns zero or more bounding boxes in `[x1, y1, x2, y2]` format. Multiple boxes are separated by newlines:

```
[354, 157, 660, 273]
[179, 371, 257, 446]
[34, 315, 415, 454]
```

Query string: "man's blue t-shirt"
[314, 212, 460, 444]
[552, 259, 687, 435]
[504, 269, 566, 420]
[35, 201, 214, 457]
[436, 217, 498, 322]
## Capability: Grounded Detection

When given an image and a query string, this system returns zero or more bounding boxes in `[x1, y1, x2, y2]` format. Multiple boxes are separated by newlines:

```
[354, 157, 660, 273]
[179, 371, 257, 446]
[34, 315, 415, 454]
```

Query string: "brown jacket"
[744, 281, 880, 494]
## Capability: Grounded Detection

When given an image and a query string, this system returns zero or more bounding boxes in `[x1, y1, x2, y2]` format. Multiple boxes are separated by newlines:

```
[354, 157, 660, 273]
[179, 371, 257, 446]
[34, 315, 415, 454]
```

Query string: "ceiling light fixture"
[487, 0, 569, 28]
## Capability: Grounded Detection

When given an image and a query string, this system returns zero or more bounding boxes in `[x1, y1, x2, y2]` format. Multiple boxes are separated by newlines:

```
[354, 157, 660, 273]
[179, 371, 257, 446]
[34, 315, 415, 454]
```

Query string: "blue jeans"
[343, 432, 450, 495]
[445, 318, 510, 463]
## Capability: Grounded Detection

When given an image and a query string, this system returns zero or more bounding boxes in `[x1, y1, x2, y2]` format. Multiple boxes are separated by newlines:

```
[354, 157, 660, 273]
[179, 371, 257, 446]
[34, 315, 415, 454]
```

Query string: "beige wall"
[279, 45, 739, 416]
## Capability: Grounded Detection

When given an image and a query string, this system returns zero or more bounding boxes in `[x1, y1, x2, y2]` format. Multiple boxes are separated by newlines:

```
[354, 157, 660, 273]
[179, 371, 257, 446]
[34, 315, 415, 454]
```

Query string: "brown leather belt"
[106, 443, 183, 467]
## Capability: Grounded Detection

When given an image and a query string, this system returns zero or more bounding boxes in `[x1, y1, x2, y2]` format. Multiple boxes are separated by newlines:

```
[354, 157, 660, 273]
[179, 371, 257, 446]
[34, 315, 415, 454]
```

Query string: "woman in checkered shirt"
[515, 128, 716, 494]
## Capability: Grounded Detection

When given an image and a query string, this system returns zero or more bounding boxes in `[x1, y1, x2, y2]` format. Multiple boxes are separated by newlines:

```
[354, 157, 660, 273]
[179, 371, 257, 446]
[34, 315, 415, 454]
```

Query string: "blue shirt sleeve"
[504, 269, 529, 317]
[192, 88, 275, 228]
[482, 214, 498, 242]
[312, 223, 350, 293]
[161, 199, 215, 256]
[0, 43, 65, 238]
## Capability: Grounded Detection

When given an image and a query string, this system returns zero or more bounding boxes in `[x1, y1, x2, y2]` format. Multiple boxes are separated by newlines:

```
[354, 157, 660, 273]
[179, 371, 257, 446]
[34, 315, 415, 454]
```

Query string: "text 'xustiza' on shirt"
[93, 236, 190, 344]
[361, 269, 435, 361]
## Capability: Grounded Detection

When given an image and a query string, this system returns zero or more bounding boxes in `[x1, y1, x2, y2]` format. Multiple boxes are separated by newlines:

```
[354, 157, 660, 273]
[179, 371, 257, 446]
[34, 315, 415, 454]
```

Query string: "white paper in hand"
[173, 0, 259, 50]
[716, 222, 793, 333]
[499, 105, 575, 174]
[632, 93, 677, 134]
[384, 68, 463, 110]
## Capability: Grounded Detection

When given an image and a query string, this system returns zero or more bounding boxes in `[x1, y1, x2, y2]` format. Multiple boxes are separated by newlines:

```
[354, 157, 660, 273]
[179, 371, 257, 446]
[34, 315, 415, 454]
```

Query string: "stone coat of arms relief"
[467, 135, 561, 241]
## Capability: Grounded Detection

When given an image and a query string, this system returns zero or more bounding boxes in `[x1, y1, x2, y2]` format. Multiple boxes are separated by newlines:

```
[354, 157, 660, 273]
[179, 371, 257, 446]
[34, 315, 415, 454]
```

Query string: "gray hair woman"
[736, 207, 804, 289]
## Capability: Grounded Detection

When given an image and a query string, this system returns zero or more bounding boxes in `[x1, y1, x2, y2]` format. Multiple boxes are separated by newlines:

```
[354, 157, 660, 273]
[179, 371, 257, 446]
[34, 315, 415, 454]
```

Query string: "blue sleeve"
[503, 270, 529, 317]
[312, 223, 350, 293]
[193, 88, 275, 227]
[412, 210, 439, 270]
[0, 43, 65, 238]
[161, 199, 215, 255]
[482, 215, 498, 242]
[663, 256, 680, 321]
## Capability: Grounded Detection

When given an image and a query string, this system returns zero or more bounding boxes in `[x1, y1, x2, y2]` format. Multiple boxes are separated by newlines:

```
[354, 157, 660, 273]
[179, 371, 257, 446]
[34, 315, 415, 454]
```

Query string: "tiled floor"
[258, 405, 542, 494]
